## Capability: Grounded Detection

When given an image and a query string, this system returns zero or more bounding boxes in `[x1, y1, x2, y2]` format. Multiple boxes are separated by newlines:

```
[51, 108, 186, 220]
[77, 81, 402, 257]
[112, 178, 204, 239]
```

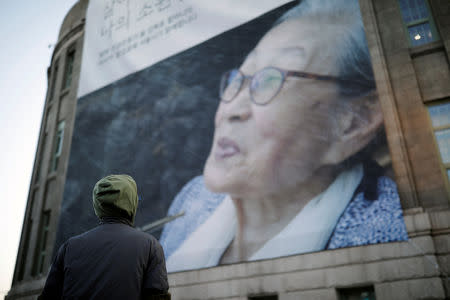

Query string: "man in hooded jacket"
[38, 174, 170, 300]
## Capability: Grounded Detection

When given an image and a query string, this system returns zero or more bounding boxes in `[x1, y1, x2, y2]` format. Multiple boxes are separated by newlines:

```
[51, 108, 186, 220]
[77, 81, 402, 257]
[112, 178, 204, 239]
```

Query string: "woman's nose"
[215, 90, 252, 125]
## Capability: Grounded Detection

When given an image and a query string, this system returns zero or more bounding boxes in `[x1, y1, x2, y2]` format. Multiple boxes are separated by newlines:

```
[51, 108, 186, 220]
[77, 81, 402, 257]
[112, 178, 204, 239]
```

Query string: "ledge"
[409, 40, 445, 58]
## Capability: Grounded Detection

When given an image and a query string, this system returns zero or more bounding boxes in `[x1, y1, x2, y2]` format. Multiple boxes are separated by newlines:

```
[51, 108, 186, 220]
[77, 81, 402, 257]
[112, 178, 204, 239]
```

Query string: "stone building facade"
[7, 0, 450, 299]
[6, 1, 88, 299]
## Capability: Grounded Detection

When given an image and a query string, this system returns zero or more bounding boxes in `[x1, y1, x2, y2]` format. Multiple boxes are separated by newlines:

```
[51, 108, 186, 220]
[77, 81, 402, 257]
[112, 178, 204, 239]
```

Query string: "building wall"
[166, 211, 449, 300]
[7, 0, 450, 299]
[364, 0, 450, 210]
[360, 1, 450, 296]
[6, 1, 88, 299]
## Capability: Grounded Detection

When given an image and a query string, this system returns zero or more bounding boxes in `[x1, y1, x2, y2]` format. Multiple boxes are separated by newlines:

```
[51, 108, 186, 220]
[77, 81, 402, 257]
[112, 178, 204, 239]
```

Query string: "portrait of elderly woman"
[160, 0, 408, 272]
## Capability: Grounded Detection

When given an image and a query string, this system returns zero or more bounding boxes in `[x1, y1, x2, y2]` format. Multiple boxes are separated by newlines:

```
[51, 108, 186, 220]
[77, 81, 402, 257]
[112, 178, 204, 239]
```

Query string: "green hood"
[92, 174, 138, 224]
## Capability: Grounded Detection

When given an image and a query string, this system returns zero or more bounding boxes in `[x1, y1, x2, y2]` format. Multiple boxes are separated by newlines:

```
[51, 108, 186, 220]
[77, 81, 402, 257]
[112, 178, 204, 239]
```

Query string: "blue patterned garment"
[160, 173, 408, 261]
[327, 175, 408, 249]
[160, 176, 225, 259]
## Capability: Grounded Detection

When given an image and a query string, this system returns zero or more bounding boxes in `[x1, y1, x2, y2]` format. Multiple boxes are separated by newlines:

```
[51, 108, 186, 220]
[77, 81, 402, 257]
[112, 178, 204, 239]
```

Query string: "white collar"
[166, 195, 236, 272]
[166, 164, 363, 272]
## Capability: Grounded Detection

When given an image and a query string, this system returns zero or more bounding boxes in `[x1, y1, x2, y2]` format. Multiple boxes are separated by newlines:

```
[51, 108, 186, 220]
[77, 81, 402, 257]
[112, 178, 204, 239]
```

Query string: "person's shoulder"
[130, 227, 159, 242]
[108, 224, 159, 244]
[328, 175, 408, 249]
[106, 225, 164, 253]
[66, 226, 99, 243]
[128, 230, 166, 258]
[68, 223, 146, 242]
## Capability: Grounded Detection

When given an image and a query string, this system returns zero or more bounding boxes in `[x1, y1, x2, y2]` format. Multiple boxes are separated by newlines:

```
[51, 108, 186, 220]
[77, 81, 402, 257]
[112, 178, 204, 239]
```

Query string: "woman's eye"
[264, 76, 279, 87]
[253, 69, 282, 90]
[253, 75, 278, 91]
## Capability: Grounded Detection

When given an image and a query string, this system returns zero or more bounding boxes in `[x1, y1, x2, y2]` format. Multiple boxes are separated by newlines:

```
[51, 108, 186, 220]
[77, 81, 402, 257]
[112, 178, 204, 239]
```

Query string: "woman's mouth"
[215, 137, 240, 159]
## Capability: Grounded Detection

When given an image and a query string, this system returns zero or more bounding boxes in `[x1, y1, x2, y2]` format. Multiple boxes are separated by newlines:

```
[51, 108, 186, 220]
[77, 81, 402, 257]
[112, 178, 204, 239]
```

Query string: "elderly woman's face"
[204, 19, 346, 197]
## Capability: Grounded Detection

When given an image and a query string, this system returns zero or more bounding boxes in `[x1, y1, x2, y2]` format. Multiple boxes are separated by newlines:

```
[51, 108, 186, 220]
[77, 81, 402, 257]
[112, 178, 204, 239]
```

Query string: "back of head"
[92, 174, 138, 224]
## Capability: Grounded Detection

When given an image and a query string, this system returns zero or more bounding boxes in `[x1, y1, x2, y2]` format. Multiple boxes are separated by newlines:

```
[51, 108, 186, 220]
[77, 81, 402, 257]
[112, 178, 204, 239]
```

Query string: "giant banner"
[57, 0, 408, 273]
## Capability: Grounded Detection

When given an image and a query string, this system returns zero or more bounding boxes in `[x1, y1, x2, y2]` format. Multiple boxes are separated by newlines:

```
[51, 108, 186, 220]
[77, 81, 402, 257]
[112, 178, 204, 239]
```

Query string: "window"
[62, 48, 75, 90]
[17, 190, 37, 281]
[398, 0, 440, 47]
[49, 60, 59, 100]
[17, 217, 33, 281]
[338, 286, 376, 300]
[32, 210, 51, 276]
[248, 295, 278, 300]
[50, 121, 65, 173]
[35, 133, 47, 181]
[428, 102, 450, 182]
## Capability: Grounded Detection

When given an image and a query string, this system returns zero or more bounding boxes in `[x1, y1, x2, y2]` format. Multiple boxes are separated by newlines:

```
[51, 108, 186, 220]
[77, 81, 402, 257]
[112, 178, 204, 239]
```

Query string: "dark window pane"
[63, 50, 75, 89]
[399, 0, 429, 23]
[49, 63, 58, 100]
[435, 128, 450, 164]
[338, 286, 376, 300]
[417, 0, 428, 19]
[32, 210, 51, 276]
[17, 218, 33, 281]
[248, 295, 278, 300]
[50, 121, 65, 172]
[428, 103, 450, 128]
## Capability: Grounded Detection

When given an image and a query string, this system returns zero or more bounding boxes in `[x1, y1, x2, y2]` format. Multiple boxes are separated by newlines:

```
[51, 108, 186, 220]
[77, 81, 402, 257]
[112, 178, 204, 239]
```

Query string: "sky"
[0, 0, 79, 297]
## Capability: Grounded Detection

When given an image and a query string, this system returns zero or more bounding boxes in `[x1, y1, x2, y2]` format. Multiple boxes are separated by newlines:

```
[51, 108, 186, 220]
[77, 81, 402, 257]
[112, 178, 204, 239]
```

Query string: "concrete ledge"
[169, 254, 443, 299]
[171, 274, 445, 300]
[437, 254, 450, 275]
[169, 238, 434, 287]
[375, 277, 445, 300]
[433, 235, 450, 254]
[404, 212, 432, 237]
[430, 210, 450, 233]
[166, 219, 448, 300]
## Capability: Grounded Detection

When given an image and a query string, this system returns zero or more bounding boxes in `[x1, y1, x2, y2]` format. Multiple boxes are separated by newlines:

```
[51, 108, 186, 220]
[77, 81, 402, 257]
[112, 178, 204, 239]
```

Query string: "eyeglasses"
[219, 66, 345, 106]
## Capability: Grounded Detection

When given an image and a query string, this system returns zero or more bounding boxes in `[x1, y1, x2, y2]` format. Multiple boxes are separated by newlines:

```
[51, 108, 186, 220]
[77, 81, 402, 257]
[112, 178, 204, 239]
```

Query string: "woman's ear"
[322, 92, 383, 165]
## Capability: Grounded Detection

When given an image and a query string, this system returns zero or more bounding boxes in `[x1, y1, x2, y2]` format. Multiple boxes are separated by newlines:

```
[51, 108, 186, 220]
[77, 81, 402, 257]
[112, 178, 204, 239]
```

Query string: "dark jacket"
[38, 218, 169, 300]
[39, 174, 170, 300]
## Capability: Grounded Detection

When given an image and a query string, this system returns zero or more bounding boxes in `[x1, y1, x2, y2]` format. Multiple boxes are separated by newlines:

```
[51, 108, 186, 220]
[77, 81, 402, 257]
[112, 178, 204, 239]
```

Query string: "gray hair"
[275, 0, 385, 170]
[276, 0, 376, 98]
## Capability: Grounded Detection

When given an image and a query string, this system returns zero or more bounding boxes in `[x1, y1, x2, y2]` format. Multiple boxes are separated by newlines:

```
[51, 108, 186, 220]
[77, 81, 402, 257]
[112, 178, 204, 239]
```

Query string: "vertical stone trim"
[359, 0, 418, 209]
